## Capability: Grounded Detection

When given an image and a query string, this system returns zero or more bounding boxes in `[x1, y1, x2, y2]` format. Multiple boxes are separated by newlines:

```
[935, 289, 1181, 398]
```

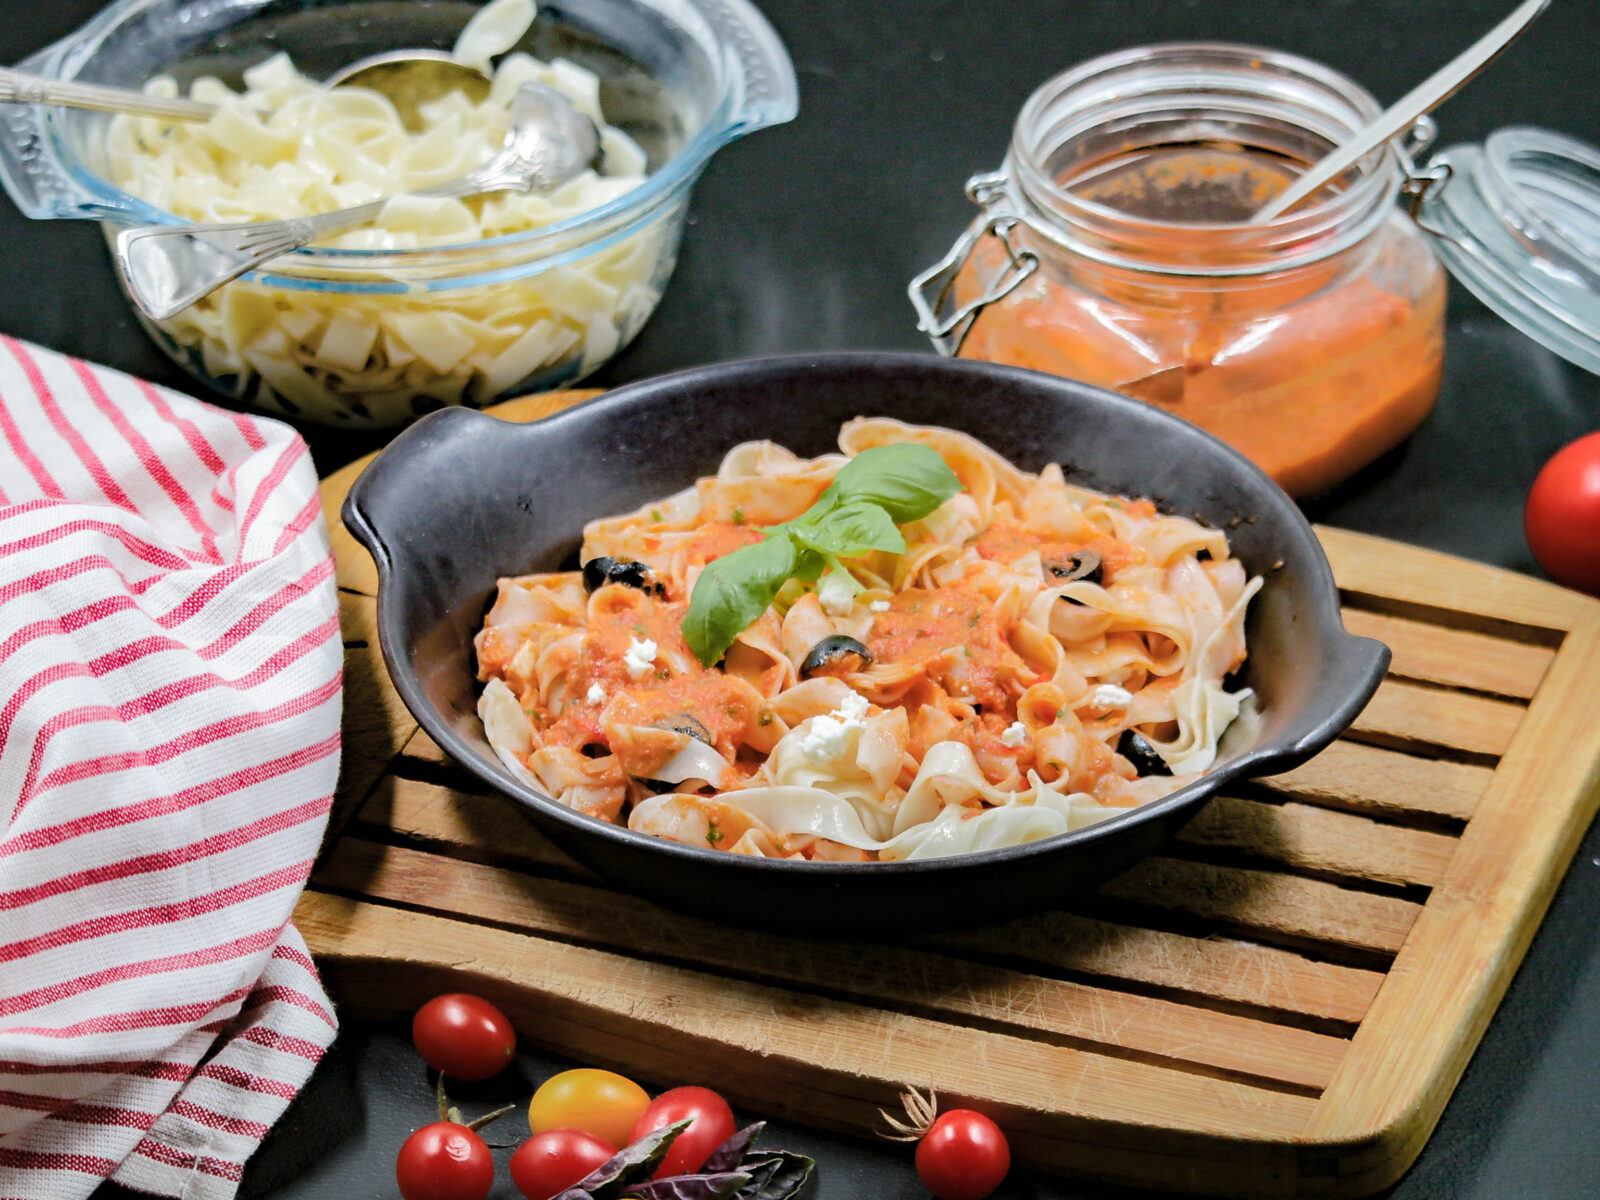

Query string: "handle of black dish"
[341, 405, 492, 580]
[1230, 629, 1391, 780]
[341, 461, 391, 583]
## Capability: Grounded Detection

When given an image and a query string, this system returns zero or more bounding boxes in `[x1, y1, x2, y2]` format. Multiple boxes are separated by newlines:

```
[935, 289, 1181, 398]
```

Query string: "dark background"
[2, 0, 1598, 1196]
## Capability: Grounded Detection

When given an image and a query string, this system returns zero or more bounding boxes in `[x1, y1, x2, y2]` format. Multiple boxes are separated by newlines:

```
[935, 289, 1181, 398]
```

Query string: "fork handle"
[111, 161, 536, 321]
[0, 68, 217, 123]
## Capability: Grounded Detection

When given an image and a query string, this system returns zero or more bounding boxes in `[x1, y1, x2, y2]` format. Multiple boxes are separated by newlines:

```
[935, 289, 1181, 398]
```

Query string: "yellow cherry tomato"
[527, 1069, 651, 1148]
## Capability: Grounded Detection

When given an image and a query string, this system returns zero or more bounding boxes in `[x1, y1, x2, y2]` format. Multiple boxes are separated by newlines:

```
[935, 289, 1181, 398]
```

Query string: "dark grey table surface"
[3, 0, 1598, 1197]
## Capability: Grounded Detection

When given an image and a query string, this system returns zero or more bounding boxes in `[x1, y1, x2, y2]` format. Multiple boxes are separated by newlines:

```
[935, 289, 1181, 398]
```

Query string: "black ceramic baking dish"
[343, 353, 1388, 935]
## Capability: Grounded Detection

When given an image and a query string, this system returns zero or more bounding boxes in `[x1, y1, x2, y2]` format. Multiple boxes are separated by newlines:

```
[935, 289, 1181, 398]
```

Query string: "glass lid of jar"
[1416, 125, 1600, 374]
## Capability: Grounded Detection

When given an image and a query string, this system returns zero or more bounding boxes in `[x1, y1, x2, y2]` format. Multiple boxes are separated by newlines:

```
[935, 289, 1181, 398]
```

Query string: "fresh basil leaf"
[702, 1123, 765, 1174]
[770, 487, 838, 535]
[554, 1120, 690, 1200]
[791, 547, 827, 584]
[733, 1150, 817, 1200]
[791, 499, 905, 558]
[826, 444, 960, 524]
[683, 442, 965, 661]
[682, 534, 798, 667]
[620, 1171, 752, 1199]
[770, 577, 809, 616]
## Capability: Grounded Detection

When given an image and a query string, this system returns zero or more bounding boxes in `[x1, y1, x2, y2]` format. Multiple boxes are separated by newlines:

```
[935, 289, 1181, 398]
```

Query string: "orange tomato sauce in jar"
[928, 46, 1449, 498]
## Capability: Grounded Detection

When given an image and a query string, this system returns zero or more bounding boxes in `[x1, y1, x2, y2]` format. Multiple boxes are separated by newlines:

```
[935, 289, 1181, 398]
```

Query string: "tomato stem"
[877, 1086, 939, 1142]
[433, 1071, 516, 1133]
[464, 1103, 518, 1133]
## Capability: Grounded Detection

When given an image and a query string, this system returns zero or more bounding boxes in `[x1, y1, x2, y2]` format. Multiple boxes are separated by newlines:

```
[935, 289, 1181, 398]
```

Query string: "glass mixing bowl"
[0, 0, 797, 427]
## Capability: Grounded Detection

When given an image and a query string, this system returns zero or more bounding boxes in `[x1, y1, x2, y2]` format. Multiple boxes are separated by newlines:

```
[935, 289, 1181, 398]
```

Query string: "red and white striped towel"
[0, 337, 342, 1199]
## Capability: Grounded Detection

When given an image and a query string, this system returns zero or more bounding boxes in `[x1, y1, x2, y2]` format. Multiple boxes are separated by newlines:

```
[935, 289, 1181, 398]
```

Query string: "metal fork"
[113, 82, 601, 319]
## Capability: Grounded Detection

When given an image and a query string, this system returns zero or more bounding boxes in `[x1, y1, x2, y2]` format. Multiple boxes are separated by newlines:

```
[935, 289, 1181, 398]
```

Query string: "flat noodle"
[475, 421, 1261, 861]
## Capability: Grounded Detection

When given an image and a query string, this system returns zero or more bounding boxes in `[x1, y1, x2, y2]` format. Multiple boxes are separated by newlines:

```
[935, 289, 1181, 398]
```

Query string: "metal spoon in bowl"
[113, 81, 602, 321]
[323, 49, 494, 130]
[0, 49, 480, 124]
[1, 47, 495, 124]
[0, 69, 219, 122]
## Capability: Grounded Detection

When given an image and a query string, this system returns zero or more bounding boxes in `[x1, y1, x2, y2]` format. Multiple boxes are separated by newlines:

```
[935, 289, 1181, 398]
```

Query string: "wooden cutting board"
[298, 390, 1600, 1198]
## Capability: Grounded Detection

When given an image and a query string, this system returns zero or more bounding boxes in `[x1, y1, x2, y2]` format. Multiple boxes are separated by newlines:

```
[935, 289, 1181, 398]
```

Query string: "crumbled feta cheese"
[1000, 721, 1027, 748]
[869, 599, 891, 613]
[1091, 684, 1135, 709]
[623, 636, 657, 680]
[585, 682, 607, 706]
[798, 714, 854, 761]
[833, 689, 869, 722]
[817, 571, 856, 616]
[797, 690, 871, 761]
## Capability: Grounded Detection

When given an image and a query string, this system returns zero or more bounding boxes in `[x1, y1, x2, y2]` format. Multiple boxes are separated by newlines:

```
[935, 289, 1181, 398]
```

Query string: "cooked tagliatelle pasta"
[475, 419, 1262, 861]
[102, 0, 659, 426]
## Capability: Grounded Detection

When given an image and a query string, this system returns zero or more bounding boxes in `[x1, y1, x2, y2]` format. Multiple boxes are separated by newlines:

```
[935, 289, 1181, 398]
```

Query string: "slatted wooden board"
[298, 391, 1600, 1197]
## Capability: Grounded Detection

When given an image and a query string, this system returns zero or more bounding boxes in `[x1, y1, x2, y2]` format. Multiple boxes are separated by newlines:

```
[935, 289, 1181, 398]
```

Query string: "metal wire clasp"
[908, 170, 1039, 357]
[1396, 114, 1456, 231]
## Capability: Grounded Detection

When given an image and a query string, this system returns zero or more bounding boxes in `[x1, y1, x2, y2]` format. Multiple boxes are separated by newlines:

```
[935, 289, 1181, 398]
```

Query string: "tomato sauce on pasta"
[476, 419, 1260, 861]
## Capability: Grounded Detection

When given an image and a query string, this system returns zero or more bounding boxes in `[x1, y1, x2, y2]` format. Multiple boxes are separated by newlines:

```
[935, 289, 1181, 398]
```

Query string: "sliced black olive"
[1045, 549, 1103, 585]
[1117, 729, 1173, 777]
[651, 713, 714, 745]
[800, 634, 873, 677]
[582, 555, 664, 596]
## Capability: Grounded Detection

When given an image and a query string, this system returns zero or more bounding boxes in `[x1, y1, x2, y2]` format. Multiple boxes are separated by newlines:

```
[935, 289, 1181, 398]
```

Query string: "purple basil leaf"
[702, 1122, 765, 1173]
[733, 1150, 816, 1200]
[552, 1120, 691, 1200]
[735, 1158, 781, 1195]
[621, 1170, 752, 1200]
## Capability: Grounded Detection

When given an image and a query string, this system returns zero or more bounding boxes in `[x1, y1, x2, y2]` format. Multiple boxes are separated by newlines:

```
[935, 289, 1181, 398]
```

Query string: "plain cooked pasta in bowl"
[75, 0, 794, 427]
[1, 0, 796, 425]
[474, 418, 1262, 862]
[102, 0, 659, 426]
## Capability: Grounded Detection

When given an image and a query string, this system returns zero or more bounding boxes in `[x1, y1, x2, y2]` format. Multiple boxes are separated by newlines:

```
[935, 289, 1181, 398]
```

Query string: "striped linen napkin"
[0, 337, 342, 1199]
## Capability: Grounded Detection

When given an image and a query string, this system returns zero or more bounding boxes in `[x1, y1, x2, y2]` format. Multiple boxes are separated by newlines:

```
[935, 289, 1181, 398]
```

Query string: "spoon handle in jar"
[1251, 0, 1549, 223]
[0, 69, 217, 123]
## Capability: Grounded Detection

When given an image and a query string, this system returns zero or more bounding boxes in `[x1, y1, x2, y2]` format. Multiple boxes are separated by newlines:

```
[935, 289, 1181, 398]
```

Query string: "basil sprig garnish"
[682, 443, 961, 667]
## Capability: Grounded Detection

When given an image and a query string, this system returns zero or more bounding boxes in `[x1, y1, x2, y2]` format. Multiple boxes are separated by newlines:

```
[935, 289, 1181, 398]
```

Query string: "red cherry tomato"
[628, 1086, 737, 1178]
[412, 993, 516, 1081]
[509, 1128, 617, 1200]
[395, 1122, 494, 1200]
[1526, 431, 1600, 596]
[914, 1109, 1011, 1200]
